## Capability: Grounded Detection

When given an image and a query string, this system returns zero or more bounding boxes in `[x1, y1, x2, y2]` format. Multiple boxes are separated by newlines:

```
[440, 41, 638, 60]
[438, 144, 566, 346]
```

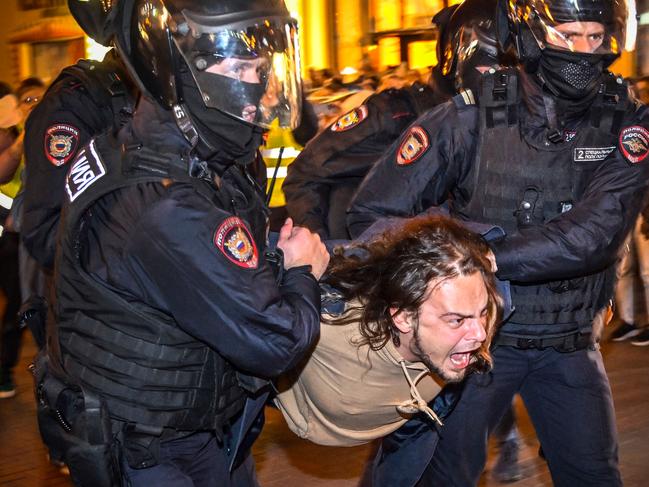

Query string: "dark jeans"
[421, 344, 621, 487]
[121, 431, 259, 487]
[0, 231, 22, 371]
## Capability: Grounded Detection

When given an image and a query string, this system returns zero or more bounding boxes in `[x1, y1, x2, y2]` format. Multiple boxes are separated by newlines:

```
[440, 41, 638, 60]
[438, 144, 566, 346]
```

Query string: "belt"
[495, 331, 592, 353]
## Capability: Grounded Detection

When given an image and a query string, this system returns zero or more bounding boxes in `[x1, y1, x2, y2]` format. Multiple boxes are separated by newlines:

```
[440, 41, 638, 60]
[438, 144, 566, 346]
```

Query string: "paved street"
[1, 327, 648, 486]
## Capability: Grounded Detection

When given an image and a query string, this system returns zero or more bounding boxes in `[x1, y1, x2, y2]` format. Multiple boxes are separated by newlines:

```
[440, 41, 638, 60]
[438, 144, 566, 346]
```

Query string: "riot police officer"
[45, 1, 329, 486]
[282, 0, 504, 240]
[348, 0, 648, 484]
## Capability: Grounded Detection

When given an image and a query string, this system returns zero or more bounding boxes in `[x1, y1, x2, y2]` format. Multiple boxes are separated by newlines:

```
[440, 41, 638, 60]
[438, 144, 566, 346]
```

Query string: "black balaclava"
[538, 47, 608, 100]
[179, 69, 264, 167]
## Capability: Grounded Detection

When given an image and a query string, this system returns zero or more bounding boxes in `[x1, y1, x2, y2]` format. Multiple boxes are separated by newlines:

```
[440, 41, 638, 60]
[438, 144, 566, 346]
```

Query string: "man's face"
[206, 57, 272, 122]
[207, 57, 270, 84]
[546, 21, 605, 53]
[395, 272, 489, 382]
[18, 86, 45, 120]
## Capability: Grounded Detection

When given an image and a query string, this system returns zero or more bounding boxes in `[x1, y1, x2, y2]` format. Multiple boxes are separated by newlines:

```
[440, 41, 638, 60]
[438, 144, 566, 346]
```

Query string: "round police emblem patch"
[619, 125, 649, 164]
[44, 124, 79, 166]
[214, 217, 259, 269]
[396, 126, 430, 165]
[331, 105, 369, 132]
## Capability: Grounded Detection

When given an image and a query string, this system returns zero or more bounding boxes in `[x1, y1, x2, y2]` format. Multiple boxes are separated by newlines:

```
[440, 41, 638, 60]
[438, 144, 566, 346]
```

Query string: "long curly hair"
[323, 215, 503, 371]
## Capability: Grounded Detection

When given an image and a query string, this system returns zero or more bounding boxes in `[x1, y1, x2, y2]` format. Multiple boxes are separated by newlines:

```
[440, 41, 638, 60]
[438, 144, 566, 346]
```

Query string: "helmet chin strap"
[171, 102, 217, 155]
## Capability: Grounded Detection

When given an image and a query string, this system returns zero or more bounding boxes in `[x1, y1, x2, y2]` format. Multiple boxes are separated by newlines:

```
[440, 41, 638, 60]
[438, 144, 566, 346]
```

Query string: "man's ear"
[390, 307, 414, 335]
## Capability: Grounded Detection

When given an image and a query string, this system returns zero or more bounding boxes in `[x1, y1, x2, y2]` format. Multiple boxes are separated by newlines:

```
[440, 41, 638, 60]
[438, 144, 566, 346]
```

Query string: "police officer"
[348, 0, 648, 484]
[21, 0, 136, 271]
[48, 1, 329, 486]
[283, 0, 504, 240]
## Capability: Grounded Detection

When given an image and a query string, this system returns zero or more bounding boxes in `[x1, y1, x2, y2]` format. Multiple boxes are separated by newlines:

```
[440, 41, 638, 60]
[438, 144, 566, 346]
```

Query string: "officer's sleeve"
[22, 82, 108, 269]
[283, 95, 388, 238]
[346, 102, 474, 238]
[124, 189, 321, 379]
[492, 120, 649, 282]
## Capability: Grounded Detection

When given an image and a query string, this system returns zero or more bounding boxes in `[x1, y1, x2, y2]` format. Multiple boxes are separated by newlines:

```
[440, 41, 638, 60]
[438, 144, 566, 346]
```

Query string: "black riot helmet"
[432, 0, 503, 96]
[497, 0, 637, 99]
[68, 0, 120, 46]
[114, 0, 302, 131]
[498, 0, 636, 67]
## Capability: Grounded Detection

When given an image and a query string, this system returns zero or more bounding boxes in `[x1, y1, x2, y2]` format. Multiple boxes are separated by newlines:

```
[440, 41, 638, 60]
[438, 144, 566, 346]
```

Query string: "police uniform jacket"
[283, 83, 444, 240]
[53, 96, 322, 438]
[22, 50, 134, 270]
[348, 68, 649, 334]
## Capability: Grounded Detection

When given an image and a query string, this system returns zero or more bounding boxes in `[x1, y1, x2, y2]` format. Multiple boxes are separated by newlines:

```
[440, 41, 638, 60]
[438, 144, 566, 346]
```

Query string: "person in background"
[0, 81, 23, 398]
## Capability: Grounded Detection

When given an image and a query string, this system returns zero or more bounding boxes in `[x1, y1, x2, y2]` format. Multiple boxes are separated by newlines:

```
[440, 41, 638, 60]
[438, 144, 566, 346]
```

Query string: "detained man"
[274, 215, 503, 446]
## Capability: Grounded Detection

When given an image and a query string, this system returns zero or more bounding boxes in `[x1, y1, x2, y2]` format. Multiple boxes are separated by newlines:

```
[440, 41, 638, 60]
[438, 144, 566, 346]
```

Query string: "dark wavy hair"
[323, 215, 503, 370]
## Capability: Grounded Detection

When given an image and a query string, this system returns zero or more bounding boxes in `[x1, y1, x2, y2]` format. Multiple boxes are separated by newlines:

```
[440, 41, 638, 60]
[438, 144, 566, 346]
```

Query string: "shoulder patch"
[65, 140, 106, 202]
[396, 126, 430, 166]
[45, 124, 79, 166]
[331, 105, 369, 132]
[619, 126, 649, 164]
[214, 217, 259, 269]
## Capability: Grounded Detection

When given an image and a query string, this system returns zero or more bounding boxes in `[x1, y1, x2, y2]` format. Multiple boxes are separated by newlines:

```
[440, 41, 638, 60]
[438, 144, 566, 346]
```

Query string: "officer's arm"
[346, 102, 471, 238]
[283, 96, 389, 238]
[22, 85, 105, 269]
[492, 127, 649, 282]
[125, 193, 321, 379]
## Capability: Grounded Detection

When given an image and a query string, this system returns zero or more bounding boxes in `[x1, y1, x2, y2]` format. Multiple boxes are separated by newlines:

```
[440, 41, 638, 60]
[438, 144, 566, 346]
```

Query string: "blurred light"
[409, 40, 437, 70]
[378, 37, 401, 69]
[625, 0, 637, 51]
[85, 37, 110, 61]
[340, 66, 358, 75]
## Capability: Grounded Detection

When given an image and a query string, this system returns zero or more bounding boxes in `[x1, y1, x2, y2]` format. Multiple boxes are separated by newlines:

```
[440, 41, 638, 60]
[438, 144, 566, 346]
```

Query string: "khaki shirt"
[274, 310, 442, 446]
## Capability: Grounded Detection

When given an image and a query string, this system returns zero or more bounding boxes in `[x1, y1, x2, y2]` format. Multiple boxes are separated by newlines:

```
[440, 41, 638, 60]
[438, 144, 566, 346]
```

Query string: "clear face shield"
[172, 12, 303, 129]
[519, 0, 637, 54]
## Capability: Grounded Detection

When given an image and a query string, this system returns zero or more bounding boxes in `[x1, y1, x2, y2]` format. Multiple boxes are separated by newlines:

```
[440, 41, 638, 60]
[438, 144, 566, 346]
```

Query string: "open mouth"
[449, 350, 478, 370]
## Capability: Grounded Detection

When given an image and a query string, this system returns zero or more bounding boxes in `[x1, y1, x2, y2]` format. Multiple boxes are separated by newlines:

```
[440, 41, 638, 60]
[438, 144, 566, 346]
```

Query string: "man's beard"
[409, 328, 465, 383]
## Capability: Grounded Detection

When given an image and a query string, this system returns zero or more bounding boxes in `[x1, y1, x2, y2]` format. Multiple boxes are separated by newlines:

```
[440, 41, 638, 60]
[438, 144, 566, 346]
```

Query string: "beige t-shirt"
[274, 311, 442, 446]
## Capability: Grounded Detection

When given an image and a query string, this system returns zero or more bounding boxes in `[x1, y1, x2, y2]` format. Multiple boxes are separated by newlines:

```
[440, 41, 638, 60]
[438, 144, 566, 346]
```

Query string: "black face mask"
[538, 47, 605, 100]
[180, 71, 263, 166]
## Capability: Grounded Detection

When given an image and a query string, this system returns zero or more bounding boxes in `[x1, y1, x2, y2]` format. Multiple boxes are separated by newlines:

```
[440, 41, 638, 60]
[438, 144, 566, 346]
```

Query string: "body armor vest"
[455, 69, 627, 327]
[53, 134, 267, 435]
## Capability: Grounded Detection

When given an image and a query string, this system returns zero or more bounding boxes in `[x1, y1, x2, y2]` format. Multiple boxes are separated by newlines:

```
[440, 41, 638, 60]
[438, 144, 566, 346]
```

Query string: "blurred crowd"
[304, 62, 429, 130]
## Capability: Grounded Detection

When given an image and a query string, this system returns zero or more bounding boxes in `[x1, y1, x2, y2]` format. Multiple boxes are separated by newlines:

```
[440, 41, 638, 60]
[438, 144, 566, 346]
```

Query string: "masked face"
[393, 272, 489, 383]
[173, 13, 303, 129]
[204, 57, 270, 123]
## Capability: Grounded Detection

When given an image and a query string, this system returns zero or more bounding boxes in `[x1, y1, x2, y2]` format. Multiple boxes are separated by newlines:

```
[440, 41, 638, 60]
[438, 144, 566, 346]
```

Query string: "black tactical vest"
[455, 69, 628, 327]
[54, 134, 258, 436]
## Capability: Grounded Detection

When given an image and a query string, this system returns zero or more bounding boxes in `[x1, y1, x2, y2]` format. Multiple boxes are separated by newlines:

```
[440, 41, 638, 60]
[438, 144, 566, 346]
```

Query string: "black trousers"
[422, 344, 621, 487]
[120, 431, 259, 487]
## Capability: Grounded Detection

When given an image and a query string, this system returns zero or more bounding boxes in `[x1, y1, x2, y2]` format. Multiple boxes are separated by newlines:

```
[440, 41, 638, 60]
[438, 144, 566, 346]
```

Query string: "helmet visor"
[519, 0, 637, 54]
[173, 14, 302, 129]
[453, 20, 500, 74]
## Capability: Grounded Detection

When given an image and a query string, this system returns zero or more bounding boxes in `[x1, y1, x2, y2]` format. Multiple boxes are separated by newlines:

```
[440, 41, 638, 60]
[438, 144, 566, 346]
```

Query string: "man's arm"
[124, 187, 327, 378]
[347, 101, 477, 238]
[283, 90, 416, 238]
[0, 131, 23, 184]
[492, 118, 649, 282]
[22, 78, 113, 269]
